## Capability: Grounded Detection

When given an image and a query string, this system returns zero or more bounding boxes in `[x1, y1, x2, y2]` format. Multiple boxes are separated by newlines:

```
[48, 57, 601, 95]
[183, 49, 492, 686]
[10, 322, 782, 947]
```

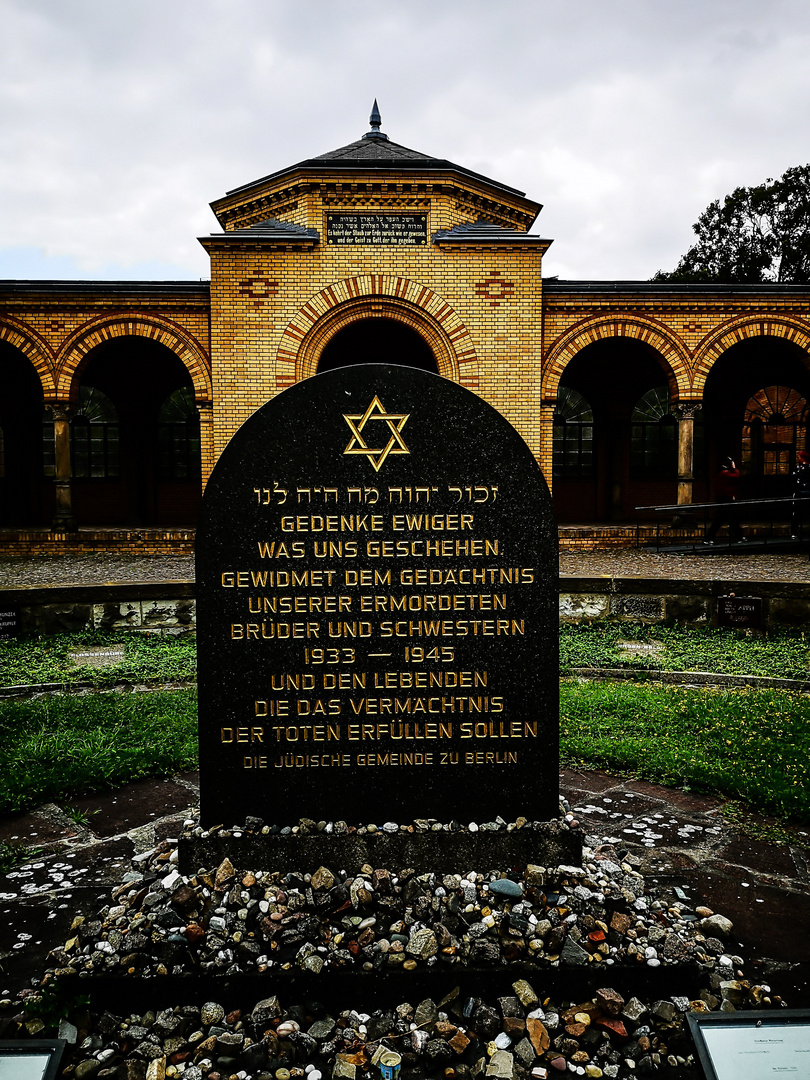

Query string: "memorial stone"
[196, 365, 558, 827]
[717, 595, 763, 630]
[0, 607, 19, 641]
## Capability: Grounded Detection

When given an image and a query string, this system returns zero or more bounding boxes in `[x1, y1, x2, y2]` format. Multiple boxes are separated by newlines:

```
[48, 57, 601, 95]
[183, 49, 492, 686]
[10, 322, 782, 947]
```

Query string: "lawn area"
[3, 622, 807, 686]
[0, 630, 197, 689]
[1, 623, 808, 689]
[0, 688, 198, 814]
[560, 622, 810, 680]
[561, 680, 810, 821]
[0, 675, 808, 824]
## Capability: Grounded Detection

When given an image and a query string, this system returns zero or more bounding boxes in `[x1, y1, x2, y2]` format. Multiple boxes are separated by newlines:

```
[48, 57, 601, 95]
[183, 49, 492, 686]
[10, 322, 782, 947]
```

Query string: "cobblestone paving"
[0, 548, 808, 587]
[0, 553, 196, 587]
[559, 548, 810, 582]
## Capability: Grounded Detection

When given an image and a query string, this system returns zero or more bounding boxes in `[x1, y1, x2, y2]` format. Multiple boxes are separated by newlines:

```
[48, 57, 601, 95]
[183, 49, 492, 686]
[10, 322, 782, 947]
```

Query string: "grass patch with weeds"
[0, 630, 196, 689]
[560, 622, 810, 680]
[2, 624, 807, 691]
[561, 679, 810, 821]
[0, 687, 198, 814]
[2, 627, 809, 826]
[0, 841, 41, 873]
[720, 801, 796, 846]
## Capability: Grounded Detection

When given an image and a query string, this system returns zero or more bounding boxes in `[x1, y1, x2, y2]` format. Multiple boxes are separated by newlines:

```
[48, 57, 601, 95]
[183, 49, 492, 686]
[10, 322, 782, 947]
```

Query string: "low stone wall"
[2, 575, 808, 635]
[0, 581, 196, 635]
[560, 575, 810, 631]
[558, 526, 649, 551]
[1, 523, 795, 555]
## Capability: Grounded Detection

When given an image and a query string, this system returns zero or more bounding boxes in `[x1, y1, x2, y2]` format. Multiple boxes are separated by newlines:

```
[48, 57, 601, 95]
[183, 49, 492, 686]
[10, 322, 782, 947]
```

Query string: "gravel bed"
[1, 550, 808, 588]
[0, 555, 196, 588]
[0, 808, 782, 1080]
[559, 549, 810, 582]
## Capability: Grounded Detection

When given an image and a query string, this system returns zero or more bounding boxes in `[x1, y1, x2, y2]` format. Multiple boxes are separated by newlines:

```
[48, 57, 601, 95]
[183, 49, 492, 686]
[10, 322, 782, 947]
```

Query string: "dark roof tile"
[204, 217, 319, 242]
[433, 218, 550, 245]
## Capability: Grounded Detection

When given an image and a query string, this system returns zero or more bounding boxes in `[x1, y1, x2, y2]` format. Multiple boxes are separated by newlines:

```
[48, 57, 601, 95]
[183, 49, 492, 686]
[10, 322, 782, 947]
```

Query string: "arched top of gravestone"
[196, 365, 558, 827]
[199, 365, 554, 545]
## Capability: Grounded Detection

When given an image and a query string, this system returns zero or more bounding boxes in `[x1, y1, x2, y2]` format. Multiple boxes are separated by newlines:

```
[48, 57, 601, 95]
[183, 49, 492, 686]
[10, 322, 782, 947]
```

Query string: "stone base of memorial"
[178, 820, 582, 876]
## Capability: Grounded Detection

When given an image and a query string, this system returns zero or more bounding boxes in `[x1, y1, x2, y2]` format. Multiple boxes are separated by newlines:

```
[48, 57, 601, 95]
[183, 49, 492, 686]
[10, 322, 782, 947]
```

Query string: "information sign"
[717, 595, 763, 630]
[688, 1009, 810, 1080]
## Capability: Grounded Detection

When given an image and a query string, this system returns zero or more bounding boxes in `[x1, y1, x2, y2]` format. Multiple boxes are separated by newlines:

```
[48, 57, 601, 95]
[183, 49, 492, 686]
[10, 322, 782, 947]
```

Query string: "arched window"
[630, 386, 676, 478]
[741, 385, 808, 476]
[72, 387, 120, 479]
[553, 387, 594, 477]
[157, 387, 201, 480]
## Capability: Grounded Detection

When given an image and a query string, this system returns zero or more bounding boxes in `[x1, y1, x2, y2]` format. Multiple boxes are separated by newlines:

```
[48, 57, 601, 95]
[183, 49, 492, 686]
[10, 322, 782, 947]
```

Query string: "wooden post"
[50, 403, 77, 532]
[673, 402, 701, 506]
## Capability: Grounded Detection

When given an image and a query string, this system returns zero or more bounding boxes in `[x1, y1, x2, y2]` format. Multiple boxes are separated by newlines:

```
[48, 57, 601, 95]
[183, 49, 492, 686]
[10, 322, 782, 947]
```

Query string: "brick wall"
[4, 160, 810, 526]
[203, 169, 547, 483]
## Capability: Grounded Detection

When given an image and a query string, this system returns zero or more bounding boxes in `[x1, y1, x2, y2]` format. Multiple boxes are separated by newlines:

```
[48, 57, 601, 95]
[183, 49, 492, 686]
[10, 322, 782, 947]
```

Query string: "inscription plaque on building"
[196, 365, 558, 826]
[326, 213, 427, 246]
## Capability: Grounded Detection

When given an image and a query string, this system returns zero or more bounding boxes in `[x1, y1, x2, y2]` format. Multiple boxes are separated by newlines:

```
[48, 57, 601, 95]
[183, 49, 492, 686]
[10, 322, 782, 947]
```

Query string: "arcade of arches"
[2, 112, 810, 540]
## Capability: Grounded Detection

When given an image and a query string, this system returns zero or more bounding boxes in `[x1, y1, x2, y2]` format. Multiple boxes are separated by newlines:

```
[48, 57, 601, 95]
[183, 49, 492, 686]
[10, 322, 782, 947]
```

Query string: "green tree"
[653, 164, 810, 283]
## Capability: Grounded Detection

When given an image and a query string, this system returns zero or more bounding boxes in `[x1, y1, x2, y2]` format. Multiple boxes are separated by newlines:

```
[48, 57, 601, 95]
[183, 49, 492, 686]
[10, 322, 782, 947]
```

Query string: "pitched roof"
[433, 218, 551, 248]
[224, 138, 528, 199]
[224, 103, 528, 200]
[201, 216, 319, 247]
[222, 216, 319, 239]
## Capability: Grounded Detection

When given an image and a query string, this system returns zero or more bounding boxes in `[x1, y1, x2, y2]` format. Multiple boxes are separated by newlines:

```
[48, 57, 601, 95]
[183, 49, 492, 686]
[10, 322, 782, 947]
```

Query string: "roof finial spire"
[362, 98, 389, 141]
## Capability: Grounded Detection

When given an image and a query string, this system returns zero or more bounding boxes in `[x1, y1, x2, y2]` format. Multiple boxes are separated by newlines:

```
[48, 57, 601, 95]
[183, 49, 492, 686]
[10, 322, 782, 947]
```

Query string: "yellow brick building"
[1, 104, 809, 543]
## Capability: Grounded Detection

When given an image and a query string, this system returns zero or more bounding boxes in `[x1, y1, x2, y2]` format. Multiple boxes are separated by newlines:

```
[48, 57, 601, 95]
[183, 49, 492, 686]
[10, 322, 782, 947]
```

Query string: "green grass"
[0, 841, 41, 873]
[560, 622, 810, 680]
[561, 679, 810, 820]
[1, 677, 808, 826]
[1, 627, 809, 825]
[2, 624, 807, 690]
[0, 630, 196, 689]
[0, 688, 198, 814]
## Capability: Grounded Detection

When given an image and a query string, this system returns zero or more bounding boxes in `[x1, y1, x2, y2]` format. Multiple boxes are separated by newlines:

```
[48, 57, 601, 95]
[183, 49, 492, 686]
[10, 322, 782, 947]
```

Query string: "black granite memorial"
[196, 365, 558, 827]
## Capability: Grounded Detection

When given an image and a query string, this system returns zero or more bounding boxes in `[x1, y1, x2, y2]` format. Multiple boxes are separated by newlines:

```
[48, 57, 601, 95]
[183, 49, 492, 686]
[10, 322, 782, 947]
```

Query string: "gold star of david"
[343, 395, 410, 472]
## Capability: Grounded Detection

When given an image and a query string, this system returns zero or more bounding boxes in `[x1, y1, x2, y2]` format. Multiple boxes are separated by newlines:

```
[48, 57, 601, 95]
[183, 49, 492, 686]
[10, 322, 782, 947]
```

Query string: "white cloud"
[1, 0, 809, 279]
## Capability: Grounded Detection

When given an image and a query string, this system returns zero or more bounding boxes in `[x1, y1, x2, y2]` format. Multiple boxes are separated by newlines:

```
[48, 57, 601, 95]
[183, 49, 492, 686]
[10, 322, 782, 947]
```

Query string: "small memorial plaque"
[717, 595, 763, 630]
[688, 1009, 810, 1080]
[0, 608, 19, 641]
[68, 646, 126, 668]
[326, 213, 427, 246]
[617, 640, 661, 656]
[197, 365, 558, 827]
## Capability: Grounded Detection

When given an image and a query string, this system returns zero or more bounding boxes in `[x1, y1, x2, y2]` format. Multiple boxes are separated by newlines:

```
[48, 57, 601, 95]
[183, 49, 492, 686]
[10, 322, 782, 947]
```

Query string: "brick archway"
[543, 314, 691, 402]
[55, 313, 212, 401]
[692, 315, 810, 394]
[274, 276, 478, 391]
[0, 316, 57, 397]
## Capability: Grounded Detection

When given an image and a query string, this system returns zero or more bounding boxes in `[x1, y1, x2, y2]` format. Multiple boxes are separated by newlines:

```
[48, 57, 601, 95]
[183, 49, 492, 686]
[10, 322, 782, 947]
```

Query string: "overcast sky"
[2, 0, 809, 282]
